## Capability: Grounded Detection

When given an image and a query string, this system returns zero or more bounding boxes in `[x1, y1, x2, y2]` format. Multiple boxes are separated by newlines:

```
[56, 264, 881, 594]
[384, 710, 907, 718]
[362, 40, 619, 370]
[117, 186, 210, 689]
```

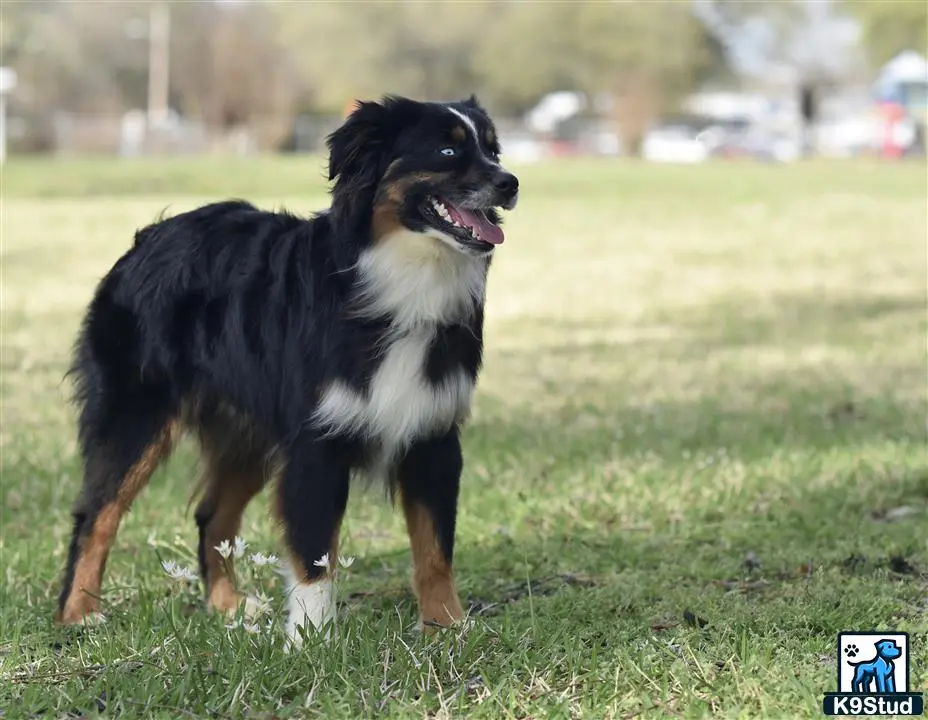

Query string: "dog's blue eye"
[440, 147, 456, 157]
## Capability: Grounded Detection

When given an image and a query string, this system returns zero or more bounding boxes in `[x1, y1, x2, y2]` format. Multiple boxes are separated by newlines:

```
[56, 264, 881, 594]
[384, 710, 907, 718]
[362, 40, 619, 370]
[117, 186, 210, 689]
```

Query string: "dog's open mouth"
[423, 196, 503, 248]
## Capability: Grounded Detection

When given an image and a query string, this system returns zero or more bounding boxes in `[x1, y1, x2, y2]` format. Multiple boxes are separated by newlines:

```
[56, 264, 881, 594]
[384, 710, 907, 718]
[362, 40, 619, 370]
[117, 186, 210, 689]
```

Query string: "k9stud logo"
[823, 632, 923, 716]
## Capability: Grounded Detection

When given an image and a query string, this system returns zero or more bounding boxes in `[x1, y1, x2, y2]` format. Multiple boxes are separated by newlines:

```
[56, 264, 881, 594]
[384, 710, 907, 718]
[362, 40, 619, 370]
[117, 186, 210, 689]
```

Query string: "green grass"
[1, 156, 927, 718]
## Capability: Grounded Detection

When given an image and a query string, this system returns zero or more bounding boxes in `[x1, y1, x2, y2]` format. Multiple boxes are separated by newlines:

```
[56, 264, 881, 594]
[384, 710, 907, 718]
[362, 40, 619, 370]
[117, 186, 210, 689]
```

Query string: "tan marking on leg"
[199, 466, 265, 615]
[57, 502, 121, 623]
[58, 423, 177, 625]
[402, 498, 464, 631]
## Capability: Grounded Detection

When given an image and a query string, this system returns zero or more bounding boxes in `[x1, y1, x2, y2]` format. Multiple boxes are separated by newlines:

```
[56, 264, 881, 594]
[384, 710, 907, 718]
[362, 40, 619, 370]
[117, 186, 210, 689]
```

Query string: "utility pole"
[148, 2, 170, 126]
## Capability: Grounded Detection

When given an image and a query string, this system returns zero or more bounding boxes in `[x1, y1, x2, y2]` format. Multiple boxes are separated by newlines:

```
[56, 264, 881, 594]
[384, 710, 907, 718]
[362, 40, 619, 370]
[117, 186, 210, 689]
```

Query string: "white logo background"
[839, 633, 908, 693]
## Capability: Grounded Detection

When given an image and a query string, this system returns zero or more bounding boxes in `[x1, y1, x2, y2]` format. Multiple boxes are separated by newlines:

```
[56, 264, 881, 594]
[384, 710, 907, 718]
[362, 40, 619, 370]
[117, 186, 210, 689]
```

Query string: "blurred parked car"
[641, 124, 709, 163]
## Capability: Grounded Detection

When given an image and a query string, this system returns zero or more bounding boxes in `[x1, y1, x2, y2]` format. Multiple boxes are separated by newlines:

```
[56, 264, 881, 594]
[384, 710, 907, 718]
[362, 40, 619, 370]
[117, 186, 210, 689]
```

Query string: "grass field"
[1, 156, 926, 718]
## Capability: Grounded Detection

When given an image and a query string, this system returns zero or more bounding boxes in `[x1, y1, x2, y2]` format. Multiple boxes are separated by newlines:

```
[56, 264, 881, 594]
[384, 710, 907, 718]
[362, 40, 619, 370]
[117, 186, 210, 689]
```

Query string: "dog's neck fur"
[351, 228, 489, 331]
[312, 227, 487, 471]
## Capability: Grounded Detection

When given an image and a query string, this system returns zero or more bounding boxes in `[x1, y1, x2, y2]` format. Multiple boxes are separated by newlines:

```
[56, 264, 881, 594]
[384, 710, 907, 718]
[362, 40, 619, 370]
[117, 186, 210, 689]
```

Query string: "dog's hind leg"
[57, 288, 181, 625]
[854, 668, 873, 694]
[193, 418, 268, 615]
[57, 396, 179, 625]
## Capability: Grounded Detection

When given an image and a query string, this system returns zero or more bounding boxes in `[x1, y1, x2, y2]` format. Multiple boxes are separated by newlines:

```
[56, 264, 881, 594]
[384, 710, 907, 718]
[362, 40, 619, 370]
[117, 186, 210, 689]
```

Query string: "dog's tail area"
[66, 299, 105, 460]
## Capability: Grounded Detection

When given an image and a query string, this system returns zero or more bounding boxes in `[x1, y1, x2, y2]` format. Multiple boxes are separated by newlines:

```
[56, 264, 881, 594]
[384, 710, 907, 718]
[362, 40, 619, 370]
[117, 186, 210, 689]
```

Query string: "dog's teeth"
[432, 199, 452, 222]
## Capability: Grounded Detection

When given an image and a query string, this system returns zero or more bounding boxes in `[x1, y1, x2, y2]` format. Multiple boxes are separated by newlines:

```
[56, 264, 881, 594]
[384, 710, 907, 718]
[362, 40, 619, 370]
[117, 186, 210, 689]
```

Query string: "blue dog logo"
[823, 631, 923, 716]
[846, 638, 902, 694]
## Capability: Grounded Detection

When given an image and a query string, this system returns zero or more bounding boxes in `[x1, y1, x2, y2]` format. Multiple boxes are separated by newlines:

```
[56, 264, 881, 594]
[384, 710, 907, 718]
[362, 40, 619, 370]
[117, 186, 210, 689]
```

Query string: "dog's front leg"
[398, 428, 466, 632]
[876, 666, 891, 694]
[277, 435, 350, 647]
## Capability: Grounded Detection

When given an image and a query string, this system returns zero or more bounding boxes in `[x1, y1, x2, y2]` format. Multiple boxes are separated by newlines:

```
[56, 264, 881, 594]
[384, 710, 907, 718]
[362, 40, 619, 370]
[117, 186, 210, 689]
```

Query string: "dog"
[55, 95, 519, 645]
[850, 639, 902, 693]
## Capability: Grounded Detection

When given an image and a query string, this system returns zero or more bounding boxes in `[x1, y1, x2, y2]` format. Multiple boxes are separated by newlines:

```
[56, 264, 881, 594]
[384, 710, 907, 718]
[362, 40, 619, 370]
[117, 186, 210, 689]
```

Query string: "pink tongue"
[446, 202, 504, 245]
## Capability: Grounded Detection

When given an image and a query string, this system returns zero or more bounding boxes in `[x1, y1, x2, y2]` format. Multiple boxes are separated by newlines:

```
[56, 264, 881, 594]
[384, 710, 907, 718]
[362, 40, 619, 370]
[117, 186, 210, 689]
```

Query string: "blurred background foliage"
[0, 0, 924, 155]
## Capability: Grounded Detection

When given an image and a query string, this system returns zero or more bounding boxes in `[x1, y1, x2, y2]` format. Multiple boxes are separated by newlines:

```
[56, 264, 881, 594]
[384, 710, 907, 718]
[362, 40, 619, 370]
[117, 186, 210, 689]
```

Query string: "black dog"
[56, 95, 519, 644]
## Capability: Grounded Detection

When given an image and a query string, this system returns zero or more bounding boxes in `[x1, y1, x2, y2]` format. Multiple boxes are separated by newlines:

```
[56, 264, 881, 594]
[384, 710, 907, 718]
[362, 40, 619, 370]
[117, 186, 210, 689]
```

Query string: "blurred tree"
[273, 1, 721, 153]
[269, 1, 494, 114]
[2, 0, 297, 150]
[2, 1, 145, 115]
[3, 0, 731, 154]
[474, 1, 718, 153]
[170, 1, 297, 148]
[694, 0, 860, 80]
[696, 0, 865, 157]
[842, 0, 928, 67]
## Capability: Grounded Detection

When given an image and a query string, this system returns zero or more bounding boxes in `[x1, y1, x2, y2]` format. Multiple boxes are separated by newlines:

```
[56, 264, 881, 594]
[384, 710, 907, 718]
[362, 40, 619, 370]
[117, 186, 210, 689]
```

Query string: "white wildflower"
[161, 560, 198, 582]
[312, 553, 330, 569]
[214, 540, 232, 559]
[225, 619, 261, 634]
[244, 592, 272, 618]
[338, 555, 355, 568]
[249, 552, 279, 567]
[233, 536, 248, 559]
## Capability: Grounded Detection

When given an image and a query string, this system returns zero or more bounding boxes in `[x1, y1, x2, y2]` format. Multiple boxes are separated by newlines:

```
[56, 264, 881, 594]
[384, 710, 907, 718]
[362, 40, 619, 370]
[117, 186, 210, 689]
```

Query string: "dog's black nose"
[493, 171, 519, 196]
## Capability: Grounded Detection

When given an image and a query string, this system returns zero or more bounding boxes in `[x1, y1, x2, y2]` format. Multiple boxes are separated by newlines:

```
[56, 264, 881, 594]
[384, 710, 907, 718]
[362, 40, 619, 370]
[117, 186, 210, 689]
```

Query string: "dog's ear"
[462, 94, 486, 113]
[326, 100, 391, 184]
[325, 99, 397, 235]
[325, 97, 422, 234]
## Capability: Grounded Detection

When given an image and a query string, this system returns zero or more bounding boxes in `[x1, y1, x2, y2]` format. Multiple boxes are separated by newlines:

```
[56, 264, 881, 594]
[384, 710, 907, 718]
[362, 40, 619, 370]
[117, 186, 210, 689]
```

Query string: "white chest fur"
[312, 230, 484, 463]
[313, 327, 474, 457]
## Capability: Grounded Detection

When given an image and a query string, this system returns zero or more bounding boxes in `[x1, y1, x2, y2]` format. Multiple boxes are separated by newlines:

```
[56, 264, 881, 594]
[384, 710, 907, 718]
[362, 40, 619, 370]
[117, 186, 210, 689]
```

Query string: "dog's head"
[326, 95, 519, 257]
[875, 639, 902, 660]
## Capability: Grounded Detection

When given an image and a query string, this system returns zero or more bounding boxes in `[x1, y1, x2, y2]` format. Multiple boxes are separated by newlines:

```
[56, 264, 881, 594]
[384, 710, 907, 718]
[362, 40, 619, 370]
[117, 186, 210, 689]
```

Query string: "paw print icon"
[844, 644, 859, 658]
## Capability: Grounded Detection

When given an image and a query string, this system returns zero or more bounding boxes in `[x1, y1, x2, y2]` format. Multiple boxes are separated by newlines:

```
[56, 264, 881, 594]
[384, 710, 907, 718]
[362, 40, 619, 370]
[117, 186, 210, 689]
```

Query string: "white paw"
[80, 612, 107, 626]
[285, 578, 335, 650]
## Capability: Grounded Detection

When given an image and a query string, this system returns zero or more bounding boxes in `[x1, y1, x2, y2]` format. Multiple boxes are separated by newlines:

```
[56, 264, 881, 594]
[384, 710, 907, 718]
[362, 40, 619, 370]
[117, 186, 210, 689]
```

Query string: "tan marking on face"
[371, 171, 454, 243]
[372, 199, 404, 240]
[485, 128, 496, 145]
[451, 125, 466, 143]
